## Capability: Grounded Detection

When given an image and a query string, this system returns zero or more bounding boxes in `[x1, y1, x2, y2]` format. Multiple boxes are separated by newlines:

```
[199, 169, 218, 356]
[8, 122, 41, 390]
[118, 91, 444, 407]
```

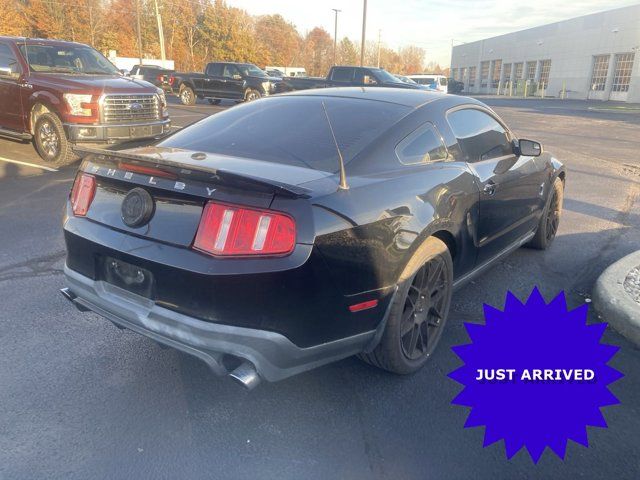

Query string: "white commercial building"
[450, 5, 640, 102]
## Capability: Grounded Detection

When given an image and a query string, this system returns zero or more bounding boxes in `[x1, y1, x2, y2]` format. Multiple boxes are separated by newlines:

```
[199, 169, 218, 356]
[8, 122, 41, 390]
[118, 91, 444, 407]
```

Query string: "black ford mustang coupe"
[61, 88, 565, 388]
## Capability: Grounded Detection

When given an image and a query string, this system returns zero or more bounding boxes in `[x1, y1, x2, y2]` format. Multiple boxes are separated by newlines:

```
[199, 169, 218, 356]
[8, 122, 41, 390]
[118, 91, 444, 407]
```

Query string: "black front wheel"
[526, 177, 564, 250]
[244, 89, 261, 102]
[33, 113, 74, 167]
[360, 237, 453, 374]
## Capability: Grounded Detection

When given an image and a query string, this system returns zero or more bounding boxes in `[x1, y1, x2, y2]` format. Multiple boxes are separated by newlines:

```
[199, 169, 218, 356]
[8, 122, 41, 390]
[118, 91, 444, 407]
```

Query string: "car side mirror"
[517, 139, 543, 157]
[120, 69, 129, 76]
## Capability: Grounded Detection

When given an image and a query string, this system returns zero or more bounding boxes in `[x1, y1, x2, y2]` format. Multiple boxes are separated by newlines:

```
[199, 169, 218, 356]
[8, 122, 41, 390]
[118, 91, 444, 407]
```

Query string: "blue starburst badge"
[448, 288, 623, 463]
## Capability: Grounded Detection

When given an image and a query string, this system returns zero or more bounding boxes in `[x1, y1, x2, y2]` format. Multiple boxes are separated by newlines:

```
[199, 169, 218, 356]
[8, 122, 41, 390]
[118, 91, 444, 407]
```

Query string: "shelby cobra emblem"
[121, 187, 154, 227]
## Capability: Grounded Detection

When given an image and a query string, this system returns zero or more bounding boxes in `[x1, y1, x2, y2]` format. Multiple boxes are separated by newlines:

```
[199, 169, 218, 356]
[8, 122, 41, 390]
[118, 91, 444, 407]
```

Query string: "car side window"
[447, 108, 513, 163]
[354, 69, 378, 85]
[223, 65, 239, 78]
[207, 63, 223, 76]
[0, 43, 20, 77]
[396, 123, 448, 165]
[331, 67, 353, 82]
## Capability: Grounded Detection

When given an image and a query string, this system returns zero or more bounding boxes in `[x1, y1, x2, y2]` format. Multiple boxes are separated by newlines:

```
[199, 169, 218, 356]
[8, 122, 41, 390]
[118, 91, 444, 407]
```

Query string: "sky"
[229, 0, 640, 66]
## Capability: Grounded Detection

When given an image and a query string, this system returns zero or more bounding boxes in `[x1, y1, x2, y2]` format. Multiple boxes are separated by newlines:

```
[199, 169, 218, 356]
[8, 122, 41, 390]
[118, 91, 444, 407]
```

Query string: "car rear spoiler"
[73, 146, 313, 199]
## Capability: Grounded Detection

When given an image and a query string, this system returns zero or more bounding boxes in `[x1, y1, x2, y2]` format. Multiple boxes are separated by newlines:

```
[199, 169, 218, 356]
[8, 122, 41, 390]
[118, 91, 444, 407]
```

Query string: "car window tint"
[396, 123, 448, 164]
[447, 108, 512, 162]
[0, 43, 19, 75]
[222, 65, 237, 78]
[331, 67, 353, 82]
[158, 96, 409, 172]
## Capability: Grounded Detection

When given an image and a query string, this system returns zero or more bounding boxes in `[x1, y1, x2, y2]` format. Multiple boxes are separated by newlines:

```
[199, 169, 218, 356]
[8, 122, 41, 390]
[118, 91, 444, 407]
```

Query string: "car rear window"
[158, 96, 410, 172]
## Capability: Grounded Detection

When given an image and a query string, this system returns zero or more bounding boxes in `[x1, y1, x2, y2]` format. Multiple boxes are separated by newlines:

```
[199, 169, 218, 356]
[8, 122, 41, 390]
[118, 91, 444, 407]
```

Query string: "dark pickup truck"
[173, 62, 281, 105]
[0, 36, 171, 166]
[278, 66, 422, 92]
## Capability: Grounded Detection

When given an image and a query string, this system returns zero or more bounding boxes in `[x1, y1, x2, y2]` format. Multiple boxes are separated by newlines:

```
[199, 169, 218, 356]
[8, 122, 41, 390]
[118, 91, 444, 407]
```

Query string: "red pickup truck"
[0, 37, 171, 166]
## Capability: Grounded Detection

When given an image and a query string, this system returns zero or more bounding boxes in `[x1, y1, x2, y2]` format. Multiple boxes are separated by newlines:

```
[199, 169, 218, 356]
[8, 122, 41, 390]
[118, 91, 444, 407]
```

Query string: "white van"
[265, 66, 307, 78]
[407, 74, 448, 93]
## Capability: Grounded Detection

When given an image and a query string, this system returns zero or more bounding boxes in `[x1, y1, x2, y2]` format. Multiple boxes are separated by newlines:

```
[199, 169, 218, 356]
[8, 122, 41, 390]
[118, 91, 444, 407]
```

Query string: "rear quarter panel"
[306, 98, 481, 296]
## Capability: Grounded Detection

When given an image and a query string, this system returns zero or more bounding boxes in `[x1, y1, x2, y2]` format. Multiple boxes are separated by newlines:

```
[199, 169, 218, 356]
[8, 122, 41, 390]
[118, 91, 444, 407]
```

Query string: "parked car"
[408, 74, 448, 93]
[278, 66, 422, 92]
[173, 62, 281, 105]
[129, 64, 175, 93]
[395, 74, 436, 90]
[266, 66, 307, 77]
[0, 36, 171, 166]
[61, 88, 565, 388]
[265, 68, 284, 78]
[448, 78, 464, 94]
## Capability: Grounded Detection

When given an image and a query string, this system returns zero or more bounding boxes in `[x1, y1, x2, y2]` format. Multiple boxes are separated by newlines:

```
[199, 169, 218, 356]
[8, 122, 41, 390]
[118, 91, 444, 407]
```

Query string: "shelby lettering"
[476, 369, 596, 381]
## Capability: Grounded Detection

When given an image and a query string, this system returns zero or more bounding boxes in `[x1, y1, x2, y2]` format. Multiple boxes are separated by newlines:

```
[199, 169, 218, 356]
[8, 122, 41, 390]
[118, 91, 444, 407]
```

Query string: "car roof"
[0, 36, 88, 48]
[281, 87, 449, 108]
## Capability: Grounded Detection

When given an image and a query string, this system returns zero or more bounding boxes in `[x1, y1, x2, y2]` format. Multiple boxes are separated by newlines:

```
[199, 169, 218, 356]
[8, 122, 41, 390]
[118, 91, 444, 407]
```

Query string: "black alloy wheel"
[359, 236, 453, 374]
[526, 177, 564, 250]
[400, 256, 449, 360]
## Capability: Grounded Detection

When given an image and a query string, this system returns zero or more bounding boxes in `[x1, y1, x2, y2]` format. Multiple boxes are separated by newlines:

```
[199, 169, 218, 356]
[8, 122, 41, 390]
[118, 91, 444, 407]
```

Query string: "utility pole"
[154, 0, 166, 66]
[136, 0, 143, 65]
[360, 0, 367, 66]
[377, 29, 381, 68]
[332, 9, 341, 66]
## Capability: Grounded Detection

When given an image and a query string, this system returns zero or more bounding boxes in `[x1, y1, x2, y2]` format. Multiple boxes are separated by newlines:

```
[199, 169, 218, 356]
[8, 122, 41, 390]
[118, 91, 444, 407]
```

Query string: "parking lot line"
[0, 156, 58, 172]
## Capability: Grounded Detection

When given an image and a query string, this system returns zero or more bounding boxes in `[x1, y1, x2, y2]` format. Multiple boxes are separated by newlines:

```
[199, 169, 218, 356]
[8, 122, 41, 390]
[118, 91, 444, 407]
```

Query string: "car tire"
[207, 98, 221, 105]
[526, 177, 564, 250]
[179, 85, 196, 106]
[244, 89, 261, 102]
[360, 236, 453, 374]
[33, 113, 75, 167]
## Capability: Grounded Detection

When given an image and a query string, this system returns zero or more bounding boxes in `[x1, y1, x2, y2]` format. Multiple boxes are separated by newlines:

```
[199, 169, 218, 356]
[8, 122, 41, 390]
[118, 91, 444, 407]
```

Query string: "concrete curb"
[593, 250, 640, 346]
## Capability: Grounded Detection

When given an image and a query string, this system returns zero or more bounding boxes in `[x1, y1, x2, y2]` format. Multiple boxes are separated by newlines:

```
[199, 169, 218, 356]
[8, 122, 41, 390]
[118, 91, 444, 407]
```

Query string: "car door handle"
[483, 182, 496, 196]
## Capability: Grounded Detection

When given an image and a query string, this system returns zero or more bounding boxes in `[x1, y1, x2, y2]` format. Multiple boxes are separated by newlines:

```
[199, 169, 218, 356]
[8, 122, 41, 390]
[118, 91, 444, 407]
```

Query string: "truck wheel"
[244, 89, 261, 102]
[33, 113, 75, 167]
[179, 86, 196, 106]
[360, 237, 453, 374]
[207, 98, 221, 105]
[526, 177, 564, 250]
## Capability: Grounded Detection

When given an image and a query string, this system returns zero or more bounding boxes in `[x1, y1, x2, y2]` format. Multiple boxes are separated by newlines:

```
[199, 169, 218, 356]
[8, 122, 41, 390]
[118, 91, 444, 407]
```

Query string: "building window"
[514, 62, 523, 80]
[480, 61, 489, 87]
[590, 55, 610, 91]
[503, 63, 512, 82]
[491, 60, 502, 88]
[468, 66, 476, 87]
[612, 53, 635, 93]
[539, 60, 551, 89]
[526, 61, 537, 81]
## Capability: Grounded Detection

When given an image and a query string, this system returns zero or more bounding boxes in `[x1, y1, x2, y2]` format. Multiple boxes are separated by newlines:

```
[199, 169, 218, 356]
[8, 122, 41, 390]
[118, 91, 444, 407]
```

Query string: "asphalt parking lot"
[1, 97, 639, 479]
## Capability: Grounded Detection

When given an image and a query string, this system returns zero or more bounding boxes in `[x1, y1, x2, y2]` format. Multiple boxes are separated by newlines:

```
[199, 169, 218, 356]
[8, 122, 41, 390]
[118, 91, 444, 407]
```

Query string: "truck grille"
[102, 94, 160, 124]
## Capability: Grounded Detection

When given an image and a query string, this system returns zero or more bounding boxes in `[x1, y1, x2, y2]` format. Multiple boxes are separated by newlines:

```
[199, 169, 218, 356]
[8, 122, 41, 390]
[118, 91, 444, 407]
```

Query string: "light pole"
[360, 0, 367, 66]
[332, 9, 341, 66]
[377, 29, 381, 68]
[154, 0, 166, 67]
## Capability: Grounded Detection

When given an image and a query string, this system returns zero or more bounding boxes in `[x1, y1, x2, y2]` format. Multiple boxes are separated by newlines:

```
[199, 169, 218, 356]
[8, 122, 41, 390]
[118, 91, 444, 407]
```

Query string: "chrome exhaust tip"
[229, 361, 261, 390]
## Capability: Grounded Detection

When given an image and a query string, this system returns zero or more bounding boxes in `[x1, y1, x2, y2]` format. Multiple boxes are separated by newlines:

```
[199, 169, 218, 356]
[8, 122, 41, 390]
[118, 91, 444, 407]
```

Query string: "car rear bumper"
[62, 265, 386, 383]
[64, 119, 172, 143]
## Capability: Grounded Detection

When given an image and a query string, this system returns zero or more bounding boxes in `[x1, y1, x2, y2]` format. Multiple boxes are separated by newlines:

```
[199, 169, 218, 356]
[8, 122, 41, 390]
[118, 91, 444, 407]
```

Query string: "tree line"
[1, 0, 449, 76]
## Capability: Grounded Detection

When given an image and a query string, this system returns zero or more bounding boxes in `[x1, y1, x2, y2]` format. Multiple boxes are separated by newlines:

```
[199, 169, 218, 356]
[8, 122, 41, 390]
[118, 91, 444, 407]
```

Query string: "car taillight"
[156, 74, 163, 83]
[168, 76, 175, 86]
[193, 202, 296, 257]
[70, 173, 96, 216]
